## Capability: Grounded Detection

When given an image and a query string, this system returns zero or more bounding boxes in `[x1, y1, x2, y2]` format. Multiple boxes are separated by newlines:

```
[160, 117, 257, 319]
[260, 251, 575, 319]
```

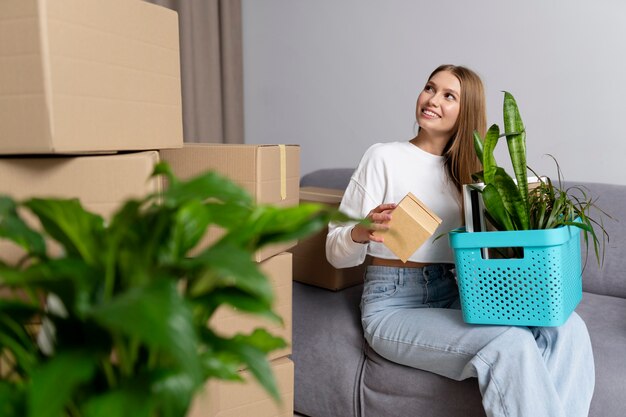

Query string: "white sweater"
[326, 141, 462, 268]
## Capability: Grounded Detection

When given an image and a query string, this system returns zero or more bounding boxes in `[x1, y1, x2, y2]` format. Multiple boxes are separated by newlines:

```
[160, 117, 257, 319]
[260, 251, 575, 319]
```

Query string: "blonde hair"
[427, 65, 486, 192]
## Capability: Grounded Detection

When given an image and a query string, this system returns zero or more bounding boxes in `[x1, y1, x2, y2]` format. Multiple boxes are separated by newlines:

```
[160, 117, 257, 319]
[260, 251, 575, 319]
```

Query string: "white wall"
[242, 0, 626, 186]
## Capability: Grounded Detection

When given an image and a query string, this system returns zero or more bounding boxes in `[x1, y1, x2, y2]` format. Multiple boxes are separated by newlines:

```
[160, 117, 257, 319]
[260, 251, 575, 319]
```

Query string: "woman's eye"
[424, 85, 434, 93]
[445, 93, 456, 101]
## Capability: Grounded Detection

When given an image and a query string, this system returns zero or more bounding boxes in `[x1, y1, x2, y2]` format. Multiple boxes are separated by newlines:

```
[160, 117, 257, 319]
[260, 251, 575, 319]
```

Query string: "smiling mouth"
[422, 109, 440, 118]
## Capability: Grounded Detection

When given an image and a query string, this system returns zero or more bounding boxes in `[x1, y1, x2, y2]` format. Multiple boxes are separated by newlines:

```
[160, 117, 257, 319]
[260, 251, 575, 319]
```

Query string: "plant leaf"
[481, 183, 515, 230]
[161, 170, 252, 208]
[28, 350, 98, 417]
[0, 380, 26, 417]
[150, 370, 197, 417]
[82, 385, 155, 417]
[493, 168, 529, 230]
[187, 243, 272, 304]
[473, 131, 484, 164]
[24, 198, 104, 266]
[482, 124, 500, 184]
[88, 280, 202, 385]
[224, 203, 348, 251]
[196, 287, 281, 324]
[200, 328, 284, 402]
[0, 196, 46, 260]
[169, 200, 213, 257]
[503, 91, 529, 215]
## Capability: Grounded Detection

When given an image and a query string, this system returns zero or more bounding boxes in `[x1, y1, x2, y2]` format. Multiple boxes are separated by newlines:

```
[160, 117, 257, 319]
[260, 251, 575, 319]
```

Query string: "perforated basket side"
[453, 226, 582, 327]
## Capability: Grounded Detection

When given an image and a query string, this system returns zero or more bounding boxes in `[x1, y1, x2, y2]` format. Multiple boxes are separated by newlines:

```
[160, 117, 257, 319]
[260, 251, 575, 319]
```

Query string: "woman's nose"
[427, 94, 440, 107]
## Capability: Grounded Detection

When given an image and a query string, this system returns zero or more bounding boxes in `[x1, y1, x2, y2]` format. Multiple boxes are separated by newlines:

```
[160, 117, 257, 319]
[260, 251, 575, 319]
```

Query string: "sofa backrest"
[564, 181, 626, 299]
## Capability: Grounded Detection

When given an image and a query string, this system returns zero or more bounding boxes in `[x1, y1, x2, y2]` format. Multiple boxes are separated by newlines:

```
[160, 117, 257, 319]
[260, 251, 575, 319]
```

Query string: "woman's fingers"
[371, 203, 397, 214]
[370, 211, 392, 223]
[352, 203, 396, 244]
[369, 203, 395, 223]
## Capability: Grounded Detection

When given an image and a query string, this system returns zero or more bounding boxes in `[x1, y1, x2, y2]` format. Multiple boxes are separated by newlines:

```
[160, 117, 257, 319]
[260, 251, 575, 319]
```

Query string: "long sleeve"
[326, 181, 371, 268]
[326, 145, 385, 268]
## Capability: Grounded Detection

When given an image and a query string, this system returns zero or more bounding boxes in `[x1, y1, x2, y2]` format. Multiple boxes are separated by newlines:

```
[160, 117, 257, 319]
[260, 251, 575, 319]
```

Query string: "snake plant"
[472, 92, 609, 264]
[472, 92, 529, 231]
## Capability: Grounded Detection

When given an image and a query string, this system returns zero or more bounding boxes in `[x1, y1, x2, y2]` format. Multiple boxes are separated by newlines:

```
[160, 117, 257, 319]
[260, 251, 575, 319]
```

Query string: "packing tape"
[279, 144, 287, 200]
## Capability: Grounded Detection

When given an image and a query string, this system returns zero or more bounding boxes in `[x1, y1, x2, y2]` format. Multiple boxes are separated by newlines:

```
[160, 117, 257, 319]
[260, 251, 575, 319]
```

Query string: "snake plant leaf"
[473, 131, 484, 164]
[503, 91, 529, 214]
[24, 198, 104, 266]
[471, 170, 485, 183]
[28, 350, 98, 417]
[493, 167, 529, 230]
[482, 124, 500, 184]
[481, 183, 515, 231]
[89, 279, 203, 386]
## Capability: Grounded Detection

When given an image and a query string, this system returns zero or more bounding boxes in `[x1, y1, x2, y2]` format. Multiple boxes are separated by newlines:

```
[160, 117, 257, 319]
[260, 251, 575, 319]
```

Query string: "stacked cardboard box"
[0, 1, 294, 416]
[162, 144, 299, 416]
[0, 0, 183, 153]
[290, 187, 367, 290]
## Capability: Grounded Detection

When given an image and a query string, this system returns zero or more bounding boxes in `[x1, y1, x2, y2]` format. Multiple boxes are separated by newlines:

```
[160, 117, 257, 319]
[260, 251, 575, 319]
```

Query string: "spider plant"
[0, 162, 349, 417]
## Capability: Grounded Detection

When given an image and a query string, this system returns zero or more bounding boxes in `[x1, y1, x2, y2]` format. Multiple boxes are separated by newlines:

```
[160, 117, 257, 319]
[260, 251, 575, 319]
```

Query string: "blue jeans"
[361, 264, 595, 417]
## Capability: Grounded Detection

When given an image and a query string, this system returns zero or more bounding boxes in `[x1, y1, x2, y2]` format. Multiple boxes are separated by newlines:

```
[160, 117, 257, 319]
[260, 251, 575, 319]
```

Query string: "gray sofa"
[292, 168, 626, 417]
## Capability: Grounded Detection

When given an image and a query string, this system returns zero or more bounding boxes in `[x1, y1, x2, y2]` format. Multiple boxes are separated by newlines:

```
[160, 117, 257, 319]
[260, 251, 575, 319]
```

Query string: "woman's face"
[416, 70, 461, 138]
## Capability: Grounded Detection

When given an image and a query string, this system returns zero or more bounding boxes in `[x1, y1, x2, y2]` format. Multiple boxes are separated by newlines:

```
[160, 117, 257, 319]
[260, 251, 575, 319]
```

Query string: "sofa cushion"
[576, 291, 626, 417]
[292, 282, 364, 417]
[361, 345, 485, 417]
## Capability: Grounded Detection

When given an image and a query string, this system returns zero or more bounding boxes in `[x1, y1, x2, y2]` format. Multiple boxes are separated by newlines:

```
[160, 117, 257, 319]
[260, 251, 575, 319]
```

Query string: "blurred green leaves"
[0, 162, 350, 417]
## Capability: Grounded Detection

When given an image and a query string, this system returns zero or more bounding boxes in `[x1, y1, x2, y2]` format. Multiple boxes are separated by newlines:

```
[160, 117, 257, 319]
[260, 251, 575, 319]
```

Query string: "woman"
[326, 65, 595, 417]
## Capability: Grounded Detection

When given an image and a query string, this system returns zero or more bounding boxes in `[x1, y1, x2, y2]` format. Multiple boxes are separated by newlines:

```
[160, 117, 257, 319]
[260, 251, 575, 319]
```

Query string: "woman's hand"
[351, 203, 397, 244]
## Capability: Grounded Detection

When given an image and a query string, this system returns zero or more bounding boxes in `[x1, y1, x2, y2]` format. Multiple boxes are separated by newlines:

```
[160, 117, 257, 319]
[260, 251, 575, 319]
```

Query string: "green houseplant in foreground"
[0, 163, 348, 417]
[472, 91, 609, 263]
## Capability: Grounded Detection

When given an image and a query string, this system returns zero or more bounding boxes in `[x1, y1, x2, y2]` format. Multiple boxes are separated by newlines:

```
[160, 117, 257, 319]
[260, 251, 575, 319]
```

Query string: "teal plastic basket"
[448, 223, 582, 327]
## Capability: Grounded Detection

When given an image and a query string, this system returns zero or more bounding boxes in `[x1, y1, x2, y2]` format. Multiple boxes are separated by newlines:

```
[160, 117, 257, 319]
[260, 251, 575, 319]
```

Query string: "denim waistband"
[366, 263, 455, 285]
[367, 263, 454, 274]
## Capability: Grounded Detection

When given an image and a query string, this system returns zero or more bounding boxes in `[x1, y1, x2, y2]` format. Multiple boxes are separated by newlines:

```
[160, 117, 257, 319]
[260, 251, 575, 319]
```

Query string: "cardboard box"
[291, 187, 366, 290]
[187, 357, 294, 417]
[161, 144, 300, 262]
[0, 0, 182, 154]
[210, 252, 292, 361]
[0, 151, 161, 264]
[373, 192, 442, 262]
